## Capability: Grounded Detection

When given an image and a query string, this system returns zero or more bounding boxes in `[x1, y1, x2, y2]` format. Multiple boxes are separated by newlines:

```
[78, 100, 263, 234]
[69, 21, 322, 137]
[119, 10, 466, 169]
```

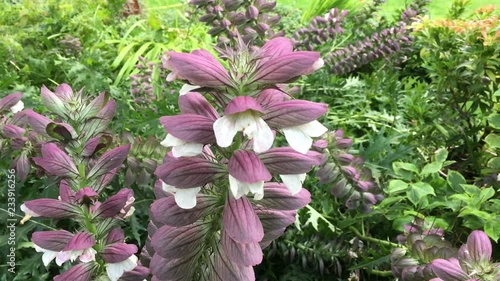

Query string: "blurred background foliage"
[0, 0, 499, 280]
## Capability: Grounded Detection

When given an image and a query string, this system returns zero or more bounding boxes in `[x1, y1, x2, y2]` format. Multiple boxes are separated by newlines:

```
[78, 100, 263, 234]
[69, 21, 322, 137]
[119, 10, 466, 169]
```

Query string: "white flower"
[34, 245, 59, 267]
[10, 100, 24, 113]
[282, 120, 328, 154]
[55, 247, 96, 266]
[213, 110, 273, 153]
[280, 173, 306, 195]
[179, 84, 201, 95]
[106, 255, 138, 281]
[160, 134, 203, 157]
[228, 175, 264, 200]
[20, 203, 39, 217]
[161, 181, 201, 209]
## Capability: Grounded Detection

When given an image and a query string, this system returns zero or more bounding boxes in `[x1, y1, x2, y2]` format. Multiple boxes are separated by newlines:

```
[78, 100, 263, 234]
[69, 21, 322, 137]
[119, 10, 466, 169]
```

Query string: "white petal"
[229, 175, 248, 199]
[160, 134, 184, 147]
[11, 100, 24, 113]
[252, 117, 274, 153]
[161, 181, 177, 193]
[20, 203, 39, 217]
[280, 174, 306, 195]
[312, 58, 324, 71]
[172, 142, 204, 157]
[213, 116, 238, 148]
[56, 251, 71, 266]
[247, 181, 265, 200]
[283, 127, 312, 154]
[174, 187, 201, 209]
[79, 248, 97, 262]
[237, 111, 259, 138]
[69, 249, 84, 262]
[107, 255, 138, 281]
[34, 245, 58, 267]
[166, 72, 177, 82]
[122, 206, 135, 219]
[179, 84, 201, 95]
[298, 120, 328, 137]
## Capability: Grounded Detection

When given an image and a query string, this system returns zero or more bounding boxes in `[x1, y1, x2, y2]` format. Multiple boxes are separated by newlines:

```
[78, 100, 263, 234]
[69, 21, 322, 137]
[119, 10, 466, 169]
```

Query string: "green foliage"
[1, 0, 500, 280]
[301, 0, 360, 22]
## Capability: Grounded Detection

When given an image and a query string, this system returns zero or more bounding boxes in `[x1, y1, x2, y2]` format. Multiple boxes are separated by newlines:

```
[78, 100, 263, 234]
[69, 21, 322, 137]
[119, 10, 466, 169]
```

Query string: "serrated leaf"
[386, 180, 409, 194]
[447, 170, 466, 192]
[304, 205, 338, 233]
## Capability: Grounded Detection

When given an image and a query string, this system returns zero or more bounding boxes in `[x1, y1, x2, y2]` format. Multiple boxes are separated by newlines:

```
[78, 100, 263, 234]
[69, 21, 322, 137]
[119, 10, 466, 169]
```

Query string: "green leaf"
[478, 187, 495, 204]
[392, 216, 414, 231]
[488, 113, 500, 130]
[485, 216, 500, 242]
[387, 180, 409, 194]
[111, 42, 138, 69]
[407, 182, 435, 206]
[421, 162, 442, 175]
[447, 170, 466, 192]
[393, 162, 418, 180]
[435, 149, 448, 163]
[487, 157, 500, 170]
[304, 205, 338, 233]
[485, 133, 500, 149]
[461, 184, 481, 196]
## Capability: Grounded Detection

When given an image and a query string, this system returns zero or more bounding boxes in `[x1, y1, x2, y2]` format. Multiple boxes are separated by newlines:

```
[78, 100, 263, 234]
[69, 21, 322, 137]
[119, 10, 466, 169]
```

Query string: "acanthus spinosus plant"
[189, 0, 283, 48]
[147, 37, 328, 280]
[391, 219, 500, 281]
[0, 92, 29, 180]
[315, 129, 383, 213]
[12, 84, 149, 281]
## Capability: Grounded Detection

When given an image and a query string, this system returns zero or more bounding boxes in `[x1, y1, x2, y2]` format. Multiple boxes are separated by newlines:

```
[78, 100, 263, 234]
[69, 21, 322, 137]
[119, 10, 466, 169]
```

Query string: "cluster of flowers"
[391, 219, 500, 281]
[400, 0, 430, 25]
[292, 0, 429, 76]
[351, 0, 386, 28]
[291, 8, 348, 51]
[0, 93, 29, 180]
[129, 56, 169, 109]
[315, 130, 383, 213]
[58, 34, 83, 55]
[326, 24, 412, 75]
[189, 0, 282, 47]
[146, 37, 329, 280]
[2, 85, 149, 280]
[120, 132, 165, 187]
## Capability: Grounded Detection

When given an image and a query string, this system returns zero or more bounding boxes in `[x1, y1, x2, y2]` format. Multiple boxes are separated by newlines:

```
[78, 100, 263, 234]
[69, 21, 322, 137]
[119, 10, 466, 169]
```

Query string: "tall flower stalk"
[14, 84, 148, 281]
[189, 0, 283, 47]
[148, 37, 327, 280]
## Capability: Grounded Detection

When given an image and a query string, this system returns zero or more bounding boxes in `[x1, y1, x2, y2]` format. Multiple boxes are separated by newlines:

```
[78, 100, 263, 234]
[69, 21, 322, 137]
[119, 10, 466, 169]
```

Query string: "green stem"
[369, 269, 394, 277]
[0, 207, 57, 230]
[348, 226, 399, 248]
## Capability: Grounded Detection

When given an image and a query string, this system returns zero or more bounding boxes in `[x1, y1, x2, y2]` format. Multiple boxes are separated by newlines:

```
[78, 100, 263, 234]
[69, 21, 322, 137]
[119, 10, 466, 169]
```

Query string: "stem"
[348, 226, 399, 248]
[369, 269, 394, 277]
[0, 207, 57, 230]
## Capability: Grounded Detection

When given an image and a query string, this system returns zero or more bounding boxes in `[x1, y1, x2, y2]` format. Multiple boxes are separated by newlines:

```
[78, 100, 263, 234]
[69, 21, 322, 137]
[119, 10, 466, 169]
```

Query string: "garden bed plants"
[0, 0, 499, 280]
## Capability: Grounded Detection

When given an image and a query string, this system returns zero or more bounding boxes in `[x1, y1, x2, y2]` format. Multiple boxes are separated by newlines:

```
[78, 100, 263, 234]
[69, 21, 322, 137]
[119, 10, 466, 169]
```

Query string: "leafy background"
[0, 0, 499, 280]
